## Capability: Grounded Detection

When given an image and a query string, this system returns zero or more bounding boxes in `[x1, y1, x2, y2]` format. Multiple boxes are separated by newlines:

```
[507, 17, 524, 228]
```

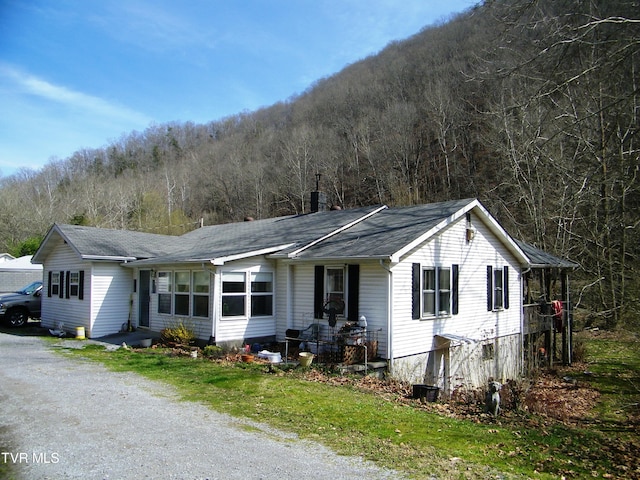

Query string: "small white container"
[258, 350, 282, 363]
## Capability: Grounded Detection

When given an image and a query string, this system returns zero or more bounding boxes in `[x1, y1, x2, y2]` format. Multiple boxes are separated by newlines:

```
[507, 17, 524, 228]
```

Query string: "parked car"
[0, 281, 42, 327]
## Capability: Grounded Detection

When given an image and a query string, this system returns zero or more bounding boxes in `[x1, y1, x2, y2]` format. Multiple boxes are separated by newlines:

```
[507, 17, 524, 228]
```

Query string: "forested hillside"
[1, 0, 638, 328]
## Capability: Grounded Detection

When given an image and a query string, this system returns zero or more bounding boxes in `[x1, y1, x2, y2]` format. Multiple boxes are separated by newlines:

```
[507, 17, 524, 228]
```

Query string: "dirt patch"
[519, 368, 602, 422]
[297, 365, 602, 422]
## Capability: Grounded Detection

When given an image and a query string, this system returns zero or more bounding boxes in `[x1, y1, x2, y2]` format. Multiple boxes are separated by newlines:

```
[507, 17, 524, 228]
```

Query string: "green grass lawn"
[58, 331, 640, 480]
[577, 331, 640, 431]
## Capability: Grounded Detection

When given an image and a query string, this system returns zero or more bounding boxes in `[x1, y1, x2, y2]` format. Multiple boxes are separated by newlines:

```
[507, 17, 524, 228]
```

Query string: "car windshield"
[17, 282, 42, 295]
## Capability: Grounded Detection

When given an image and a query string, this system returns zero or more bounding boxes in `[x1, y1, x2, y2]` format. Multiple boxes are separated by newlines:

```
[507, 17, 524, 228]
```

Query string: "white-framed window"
[325, 266, 345, 314]
[251, 272, 273, 316]
[174, 271, 190, 316]
[192, 271, 210, 318]
[51, 272, 60, 296]
[221, 270, 275, 318]
[487, 266, 509, 311]
[222, 272, 246, 317]
[69, 272, 79, 297]
[157, 271, 172, 314]
[493, 268, 504, 310]
[314, 264, 360, 321]
[412, 264, 458, 320]
[422, 267, 451, 317]
[157, 270, 211, 317]
[48, 270, 84, 300]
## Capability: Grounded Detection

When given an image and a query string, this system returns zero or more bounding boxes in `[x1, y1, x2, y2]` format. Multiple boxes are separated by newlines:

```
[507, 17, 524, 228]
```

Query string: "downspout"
[379, 259, 393, 374]
[286, 264, 293, 332]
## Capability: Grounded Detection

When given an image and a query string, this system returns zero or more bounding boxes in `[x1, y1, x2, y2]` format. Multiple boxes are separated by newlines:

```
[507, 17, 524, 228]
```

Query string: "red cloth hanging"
[551, 300, 563, 333]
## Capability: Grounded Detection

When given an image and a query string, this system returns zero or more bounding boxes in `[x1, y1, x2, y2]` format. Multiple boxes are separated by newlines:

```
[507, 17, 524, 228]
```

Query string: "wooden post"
[564, 271, 573, 365]
[545, 269, 553, 367]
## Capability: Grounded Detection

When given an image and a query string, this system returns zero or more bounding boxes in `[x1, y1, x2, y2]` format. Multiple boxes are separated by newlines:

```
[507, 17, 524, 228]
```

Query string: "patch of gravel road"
[0, 333, 406, 480]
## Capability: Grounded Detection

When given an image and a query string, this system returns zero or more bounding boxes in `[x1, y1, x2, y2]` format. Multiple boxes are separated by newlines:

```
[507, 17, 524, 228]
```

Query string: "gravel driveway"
[0, 332, 403, 480]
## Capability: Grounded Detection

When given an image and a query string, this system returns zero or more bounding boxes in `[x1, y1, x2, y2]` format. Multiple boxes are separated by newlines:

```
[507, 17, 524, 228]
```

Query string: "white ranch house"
[32, 198, 574, 394]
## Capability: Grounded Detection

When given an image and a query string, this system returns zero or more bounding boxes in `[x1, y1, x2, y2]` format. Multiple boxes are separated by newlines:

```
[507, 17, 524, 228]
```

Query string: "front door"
[139, 270, 150, 328]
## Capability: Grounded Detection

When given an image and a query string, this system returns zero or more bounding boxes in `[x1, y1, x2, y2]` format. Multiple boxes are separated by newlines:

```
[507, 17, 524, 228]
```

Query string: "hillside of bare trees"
[1, 0, 638, 328]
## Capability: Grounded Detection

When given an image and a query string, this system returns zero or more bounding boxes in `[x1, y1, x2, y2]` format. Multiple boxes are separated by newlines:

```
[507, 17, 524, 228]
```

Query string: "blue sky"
[0, 0, 476, 178]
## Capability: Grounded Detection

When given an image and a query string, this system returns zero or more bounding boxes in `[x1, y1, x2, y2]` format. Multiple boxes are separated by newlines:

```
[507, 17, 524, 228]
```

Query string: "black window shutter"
[59, 271, 65, 298]
[347, 264, 360, 322]
[47, 271, 52, 297]
[314, 265, 324, 319]
[486, 266, 493, 311]
[452, 264, 459, 315]
[412, 263, 420, 320]
[65, 270, 71, 299]
[78, 270, 85, 300]
[503, 266, 509, 309]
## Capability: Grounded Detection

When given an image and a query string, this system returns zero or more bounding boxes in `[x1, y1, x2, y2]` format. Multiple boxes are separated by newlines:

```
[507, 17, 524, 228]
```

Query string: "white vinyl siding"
[288, 263, 316, 331]
[390, 212, 522, 370]
[145, 265, 213, 341]
[281, 261, 389, 357]
[90, 263, 132, 338]
[274, 263, 291, 340]
[213, 258, 277, 344]
[148, 260, 277, 345]
[40, 243, 91, 336]
[356, 262, 389, 358]
[41, 244, 133, 338]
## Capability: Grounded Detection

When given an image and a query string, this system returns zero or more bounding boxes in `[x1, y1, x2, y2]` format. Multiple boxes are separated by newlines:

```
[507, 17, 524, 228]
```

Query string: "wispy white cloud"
[88, 1, 220, 55]
[0, 63, 153, 175]
[0, 63, 151, 125]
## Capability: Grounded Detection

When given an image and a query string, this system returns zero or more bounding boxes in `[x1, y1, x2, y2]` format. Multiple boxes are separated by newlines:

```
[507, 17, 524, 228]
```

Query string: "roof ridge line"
[287, 205, 388, 258]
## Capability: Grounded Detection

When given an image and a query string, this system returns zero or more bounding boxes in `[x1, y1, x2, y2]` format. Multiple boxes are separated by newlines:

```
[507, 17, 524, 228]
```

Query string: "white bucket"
[299, 352, 314, 367]
[75, 326, 86, 340]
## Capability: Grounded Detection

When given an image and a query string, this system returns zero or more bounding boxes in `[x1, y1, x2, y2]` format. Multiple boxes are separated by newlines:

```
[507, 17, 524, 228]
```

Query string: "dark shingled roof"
[33, 199, 577, 270]
[515, 240, 579, 269]
[49, 224, 175, 260]
[126, 205, 383, 265]
[291, 198, 474, 260]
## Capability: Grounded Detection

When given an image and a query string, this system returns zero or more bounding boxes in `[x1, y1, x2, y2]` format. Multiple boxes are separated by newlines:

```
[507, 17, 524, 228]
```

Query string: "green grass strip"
[62, 343, 637, 480]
